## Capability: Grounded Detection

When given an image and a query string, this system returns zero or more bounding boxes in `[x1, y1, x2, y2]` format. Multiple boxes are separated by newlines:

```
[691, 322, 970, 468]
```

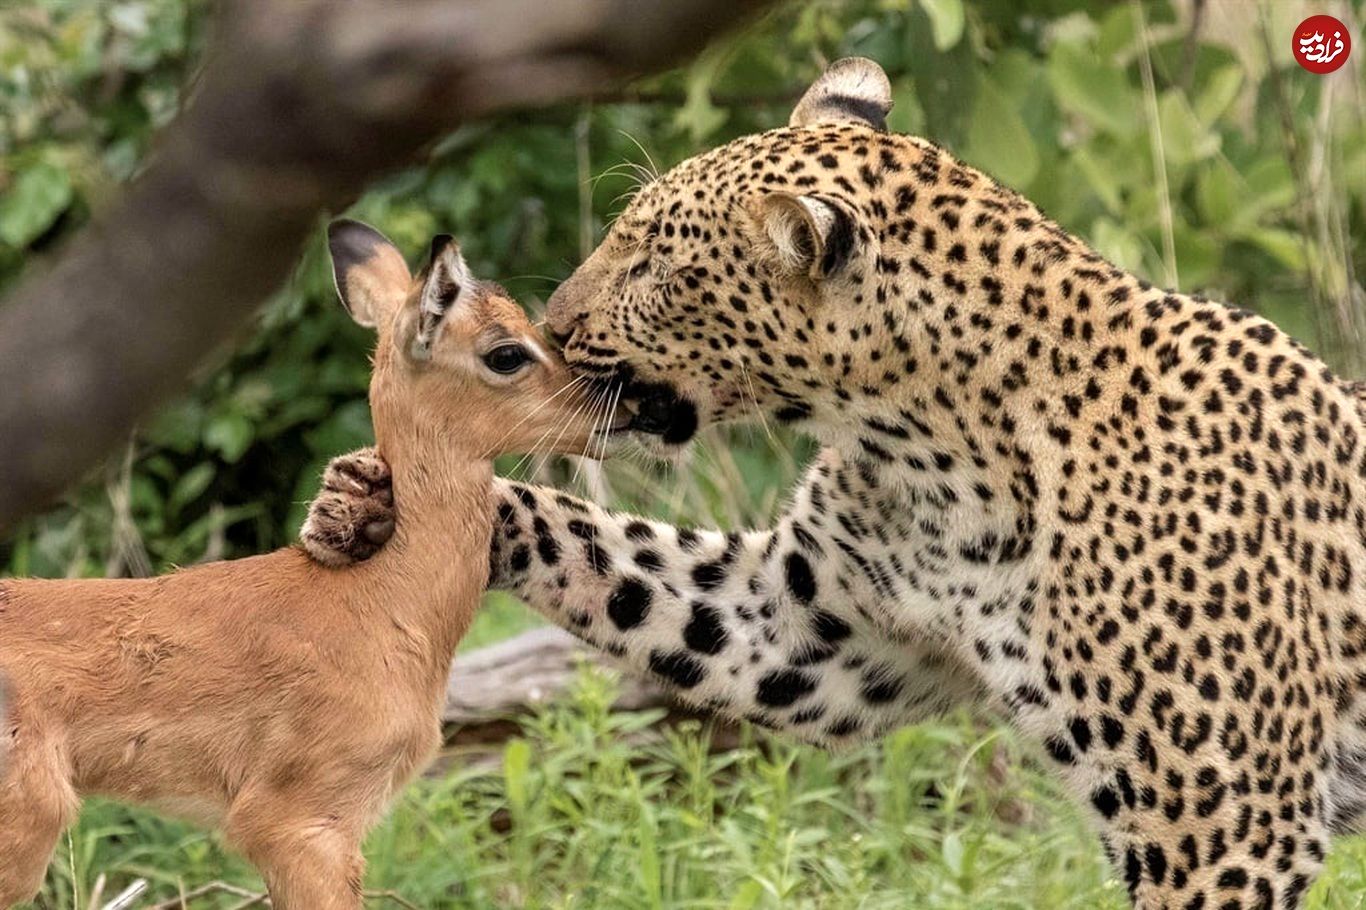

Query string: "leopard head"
[547, 58, 895, 452]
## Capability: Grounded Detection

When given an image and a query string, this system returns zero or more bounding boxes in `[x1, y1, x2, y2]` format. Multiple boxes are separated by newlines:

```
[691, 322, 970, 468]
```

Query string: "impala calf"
[0, 221, 621, 909]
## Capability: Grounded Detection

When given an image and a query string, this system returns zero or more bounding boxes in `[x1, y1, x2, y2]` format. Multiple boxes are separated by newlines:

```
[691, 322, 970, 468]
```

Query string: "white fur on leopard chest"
[799, 453, 1044, 650]
[874, 530, 1042, 657]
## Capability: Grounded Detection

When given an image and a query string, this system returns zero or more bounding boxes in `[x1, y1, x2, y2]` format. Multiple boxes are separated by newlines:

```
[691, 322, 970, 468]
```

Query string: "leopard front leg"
[298, 450, 979, 745]
[489, 476, 979, 747]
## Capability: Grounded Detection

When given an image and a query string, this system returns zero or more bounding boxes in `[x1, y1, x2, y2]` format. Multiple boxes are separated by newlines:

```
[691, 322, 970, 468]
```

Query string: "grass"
[38, 666, 1125, 910]
[28, 616, 1366, 908]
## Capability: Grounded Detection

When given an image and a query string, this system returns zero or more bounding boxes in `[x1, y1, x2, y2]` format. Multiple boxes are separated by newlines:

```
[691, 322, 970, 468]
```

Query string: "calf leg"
[228, 800, 365, 910]
[0, 747, 77, 907]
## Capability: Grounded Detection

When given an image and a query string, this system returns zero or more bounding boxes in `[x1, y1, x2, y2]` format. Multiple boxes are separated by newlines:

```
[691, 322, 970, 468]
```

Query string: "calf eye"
[483, 344, 532, 374]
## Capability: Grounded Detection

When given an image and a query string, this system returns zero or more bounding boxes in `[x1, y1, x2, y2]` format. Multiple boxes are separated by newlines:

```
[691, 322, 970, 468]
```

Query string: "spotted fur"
[314, 58, 1366, 909]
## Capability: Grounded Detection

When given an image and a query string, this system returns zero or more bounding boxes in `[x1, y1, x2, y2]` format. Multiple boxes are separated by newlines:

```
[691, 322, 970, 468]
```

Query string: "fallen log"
[438, 626, 741, 757]
[442, 626, 667, 725]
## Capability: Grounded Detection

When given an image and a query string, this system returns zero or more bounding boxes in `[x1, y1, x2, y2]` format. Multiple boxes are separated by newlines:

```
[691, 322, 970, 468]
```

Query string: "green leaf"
[204, 413, 255, 463]
[886, 79, 927, 135]
[903, 12, 979, 146]
[1096, 4, 1138, 59]
[1243, 228, 1308, 272]
[1158, 91, 1219, 166]
[674, 50, 730, 142]
[129, 474, 165, 518]
[727, 880, 764, 910]
[504, 738, 531, 814]
[144, 399, 206, 454]
[1195, 159, 1242, 228]
[1171, 223, 1220, 288]
[1071, 147, 1125, 216]
[942, 830, 965, 877]
[0, 161, 73, 247]
[917, 0, 965, 51]
[1240, 157, 1297, 222]
[1092, 218, 1145, 274]
[173, 504, 263, 561]
[303, 401, 374, 456]
[1046, 43, 1138, 137]
[168, 463, 215, 516]
[966, 75, 1039, 188]
[1194, 64, 1243, 124]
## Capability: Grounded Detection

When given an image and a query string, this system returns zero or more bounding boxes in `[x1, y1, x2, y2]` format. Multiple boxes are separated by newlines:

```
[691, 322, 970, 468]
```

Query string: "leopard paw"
[300, 448, 396, 566]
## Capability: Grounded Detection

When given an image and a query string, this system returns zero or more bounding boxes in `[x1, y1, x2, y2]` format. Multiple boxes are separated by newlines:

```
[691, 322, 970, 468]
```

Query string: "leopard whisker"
[520, 379, 602, 488]
[595, 382, 623, 466]
[617, 130, 661, 182]
[505, 378, 597, 482]
[482, 375, 587, 458]
[739, 359, 774, 444]
[570, 382, 612, 491]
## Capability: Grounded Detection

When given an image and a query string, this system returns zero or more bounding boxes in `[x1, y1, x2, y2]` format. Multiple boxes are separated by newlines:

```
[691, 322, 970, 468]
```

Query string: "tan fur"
[0, 225, 609, 908]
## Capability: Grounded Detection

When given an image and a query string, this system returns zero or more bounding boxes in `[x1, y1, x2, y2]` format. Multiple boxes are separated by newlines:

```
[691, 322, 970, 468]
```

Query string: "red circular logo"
[1293, 15, 1351, 74]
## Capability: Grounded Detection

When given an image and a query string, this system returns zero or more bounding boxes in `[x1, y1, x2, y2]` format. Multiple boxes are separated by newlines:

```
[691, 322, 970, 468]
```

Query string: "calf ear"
[410, 233, 474, 359]
[327, 219, 411, 329]
[756, 192, 859, 280]
[790, 57, 892, 132]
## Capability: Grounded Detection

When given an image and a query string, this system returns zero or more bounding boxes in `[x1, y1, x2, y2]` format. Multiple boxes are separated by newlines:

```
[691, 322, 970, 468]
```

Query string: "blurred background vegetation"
[3, 0, 1365, 907]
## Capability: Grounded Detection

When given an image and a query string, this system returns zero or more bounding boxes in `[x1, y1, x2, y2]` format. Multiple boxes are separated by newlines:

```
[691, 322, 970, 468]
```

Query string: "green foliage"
[0, 159, 71, 246]
[4, 0, 1366, 905]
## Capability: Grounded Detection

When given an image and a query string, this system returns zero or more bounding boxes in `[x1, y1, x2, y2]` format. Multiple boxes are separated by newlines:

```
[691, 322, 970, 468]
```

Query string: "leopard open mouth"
[581, 366, 699, 445]
[626, 383, 699, 444]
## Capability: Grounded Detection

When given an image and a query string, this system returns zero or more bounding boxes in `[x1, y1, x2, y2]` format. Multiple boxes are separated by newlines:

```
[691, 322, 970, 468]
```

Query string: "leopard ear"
[756, 192, 859, 280]
[790, 57, 892, 132]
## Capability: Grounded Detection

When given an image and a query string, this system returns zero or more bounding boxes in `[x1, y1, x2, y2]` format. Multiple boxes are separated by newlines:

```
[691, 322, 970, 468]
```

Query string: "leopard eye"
[627, 257, 651, 279]
[482, 344, 532, 375]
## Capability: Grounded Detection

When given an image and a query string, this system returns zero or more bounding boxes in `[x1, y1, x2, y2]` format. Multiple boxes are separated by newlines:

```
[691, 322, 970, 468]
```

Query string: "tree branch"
[0, 0, 774, 531]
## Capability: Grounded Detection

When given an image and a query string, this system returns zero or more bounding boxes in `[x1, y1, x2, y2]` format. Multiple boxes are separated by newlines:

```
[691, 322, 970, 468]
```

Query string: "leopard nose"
[546, 310, 582, 347]
[546, 276, 588, 342]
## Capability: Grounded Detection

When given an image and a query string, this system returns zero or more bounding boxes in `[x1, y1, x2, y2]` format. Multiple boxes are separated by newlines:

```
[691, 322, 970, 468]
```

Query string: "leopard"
[300, 57, 1366, 909]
